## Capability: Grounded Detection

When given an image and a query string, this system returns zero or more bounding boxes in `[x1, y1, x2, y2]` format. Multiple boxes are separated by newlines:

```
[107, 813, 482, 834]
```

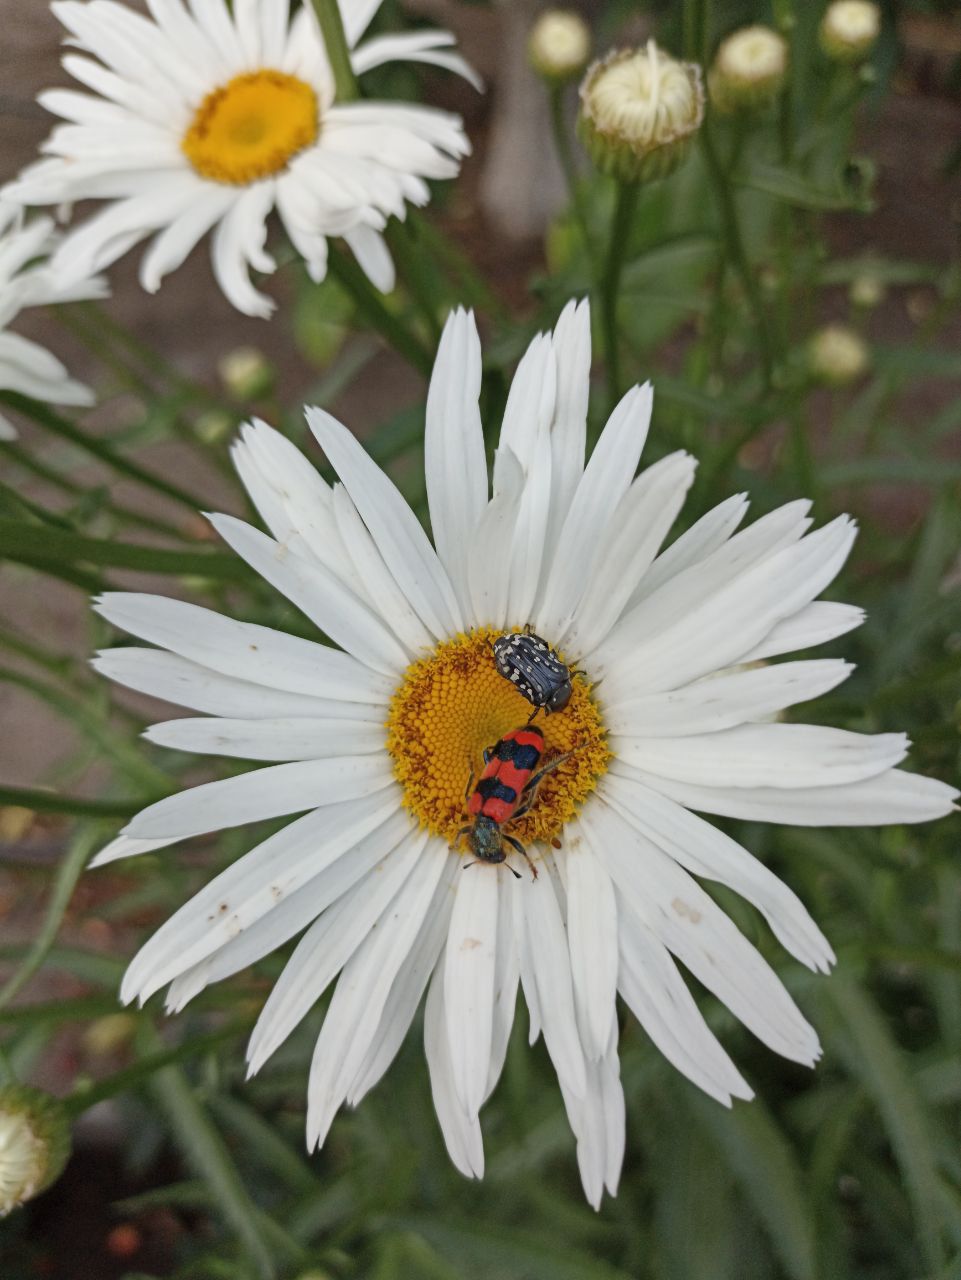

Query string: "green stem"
[682, 0, 709, 64]
[0, 1044, 15, 1085]
[0, 826, 101, 1016]
[699, 123, 775, 386]
[0, 786, 142, 819]
[600, 181, 640, 410]
[386, 220, 444, 343]
[328, 249, 433, 378]
[308, 0, 359, 101]
[0, 393, 207, 514]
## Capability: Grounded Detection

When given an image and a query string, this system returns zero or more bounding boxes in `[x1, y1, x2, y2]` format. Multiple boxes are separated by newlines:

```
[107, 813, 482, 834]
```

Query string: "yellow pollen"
[182, 71, 319, 185]
[386, 630, 610, 854]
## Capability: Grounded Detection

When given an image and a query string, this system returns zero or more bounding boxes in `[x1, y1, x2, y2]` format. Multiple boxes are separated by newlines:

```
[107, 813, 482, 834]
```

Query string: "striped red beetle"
[455, 724, 571, 880]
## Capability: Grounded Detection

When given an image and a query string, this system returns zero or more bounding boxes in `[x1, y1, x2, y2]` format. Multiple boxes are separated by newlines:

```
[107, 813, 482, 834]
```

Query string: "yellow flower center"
[386, 630, 609, 855]
[182, 71, 319, 186]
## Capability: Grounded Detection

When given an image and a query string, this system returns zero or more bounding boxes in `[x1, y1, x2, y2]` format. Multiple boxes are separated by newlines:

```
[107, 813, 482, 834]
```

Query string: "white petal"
[634, 763, 959, 826]
[341, 0, 384, 46]
[600, 499, 813, 673]
[121, 793, 400, 1004]
[598, 516, 857, 697]
[343, 224, 395, 293]
[305, 843, 449, 1148]
[424, 309, 487, 620]
[144, 715, 384, 761]
[515, 859, 587, 1100]
[559, 1039, 626, 1209]
[740, 601, 866, 662]
[424, 955, 485, 1178]
[444, 864, 500, 1118]
[613, 724, 908, 789]
[467, 448, 523, 630]
[210, 182, 277, 318]
[347, 842, 458, 1105]
[168, 804, 409, 1012]
[602, 770, 834, 972]
[307, 407, 463, 638]
[603, 659, 853, 738]
[93, 647, 384, 721]
[484, 867, 521, 1101]
[542, 299, 591, 570]
[90, 834, 169, 869]
[617, 902, 753, 1105]
[139, 187, 234, 292]
[495, 332, 556, 484]
[123, 754, 393, 841]
[208, 512, 410, 675]
[94, 593, 392, 704]
[561, 828, 619, 1060]
[534, 383, 653, 639]
[564, 451, 697, 655]
[582, 801, 822, 1067]
[247, 830, 426, 1076]
[630, 492, 749, 607]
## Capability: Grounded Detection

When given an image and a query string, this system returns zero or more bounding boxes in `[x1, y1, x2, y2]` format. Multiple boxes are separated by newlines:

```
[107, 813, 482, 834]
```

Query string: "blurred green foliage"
[1, 0, 960, 1278]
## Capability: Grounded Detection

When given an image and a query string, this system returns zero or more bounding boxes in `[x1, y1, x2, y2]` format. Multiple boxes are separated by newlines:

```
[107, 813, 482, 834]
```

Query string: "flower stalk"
[307, 0, 359, 101]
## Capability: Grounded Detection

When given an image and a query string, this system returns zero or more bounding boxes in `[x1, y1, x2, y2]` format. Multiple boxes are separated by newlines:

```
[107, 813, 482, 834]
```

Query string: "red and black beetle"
[456, 724, 571, 880]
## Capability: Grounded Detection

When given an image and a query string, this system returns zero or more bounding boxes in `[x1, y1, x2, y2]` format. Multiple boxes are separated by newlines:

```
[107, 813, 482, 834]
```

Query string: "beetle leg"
[525, 704, 543, 725]
[463, 761, 475, 804]
[522, 749, 573, 797]
[504, 834, 538, 880]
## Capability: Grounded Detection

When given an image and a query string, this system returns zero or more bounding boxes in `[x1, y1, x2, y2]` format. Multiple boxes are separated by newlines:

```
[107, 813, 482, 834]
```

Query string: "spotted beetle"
[492, 628, 577, 720]
[456, 724, 571, 880]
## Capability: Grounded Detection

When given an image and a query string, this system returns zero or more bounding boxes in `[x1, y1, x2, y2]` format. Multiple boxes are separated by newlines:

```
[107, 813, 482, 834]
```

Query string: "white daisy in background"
[3, 0, 478, 318]
[0, 205, 106, 440]
[90, 300, 957, 1207]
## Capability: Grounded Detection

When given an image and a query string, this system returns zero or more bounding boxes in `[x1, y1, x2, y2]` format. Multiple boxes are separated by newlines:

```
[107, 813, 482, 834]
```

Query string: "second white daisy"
[4, 0, 478, 317]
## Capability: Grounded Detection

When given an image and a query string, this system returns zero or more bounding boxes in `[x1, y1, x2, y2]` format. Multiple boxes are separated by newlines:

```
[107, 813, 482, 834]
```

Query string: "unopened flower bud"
[218, 346, 274, 400]
[849, 273, 886, 309]
[529, 10, 591, 84]
[0, 1086, 71, 1217]
[819, 1, 881, 63]
[708, 26, 788, 113]
[808, 324, 870, 386]
[578, 41, 705, 183]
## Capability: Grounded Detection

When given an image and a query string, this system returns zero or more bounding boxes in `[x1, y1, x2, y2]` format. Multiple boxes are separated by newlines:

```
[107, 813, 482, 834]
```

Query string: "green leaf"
[0, 785, 143, 819]
[692, 1093, 818, 1280]
[150, 1061, 278, 1280]
[823, 977, 947, 1272]
[0, 518, 251, 580]
[736, 161, 875, 212]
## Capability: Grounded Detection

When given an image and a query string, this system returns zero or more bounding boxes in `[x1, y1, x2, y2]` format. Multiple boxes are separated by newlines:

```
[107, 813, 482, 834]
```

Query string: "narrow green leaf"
[0, 785, 142, 819]
[0, 824, 101, 1014]
[0, 518, 250, 580]
[692, 1093, 818, 1280]
[150, 1062, 277, 1280]
[736, 161, 874, 212]
[824, 977, 946, 1272]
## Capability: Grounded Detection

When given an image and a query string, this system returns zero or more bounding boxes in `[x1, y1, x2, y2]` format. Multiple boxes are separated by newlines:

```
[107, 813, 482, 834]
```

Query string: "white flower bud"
[529, 10, 591, 84]
[808, 324, 870, 386]
[819, 1, 881, 63]
[849, 274, 886, 309]
[578, 41, 704, 183]
[708, 25, 788, 113]
[0, 1086, 70, 1217]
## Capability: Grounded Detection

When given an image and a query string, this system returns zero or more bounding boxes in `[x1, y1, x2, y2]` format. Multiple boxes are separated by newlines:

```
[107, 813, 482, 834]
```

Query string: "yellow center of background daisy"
[182, 71, 319, 185]
[386, 630, 609, 849]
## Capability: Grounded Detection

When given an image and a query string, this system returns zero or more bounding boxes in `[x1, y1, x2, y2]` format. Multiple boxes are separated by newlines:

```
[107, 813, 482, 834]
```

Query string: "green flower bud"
[528, 10, 591, 84]
[0, 1086, 71, 1217]
[819, 1, 881, 63]
[218, 346, 274, 400]
[808, 324, 870, 387]
[578, 41, 705, 184]
[708, 26, 788, 113]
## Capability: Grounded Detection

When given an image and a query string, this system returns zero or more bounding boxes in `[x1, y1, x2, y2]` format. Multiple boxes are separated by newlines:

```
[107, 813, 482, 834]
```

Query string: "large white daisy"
[91, 301, 957, 1207]
[0, 205, 106, 441]
[3, 0, 477, 317]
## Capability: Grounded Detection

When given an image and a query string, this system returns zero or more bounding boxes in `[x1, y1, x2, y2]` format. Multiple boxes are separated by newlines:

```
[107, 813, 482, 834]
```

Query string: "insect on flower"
[456, 725, 572, 880]
[492, 629, 578, 719]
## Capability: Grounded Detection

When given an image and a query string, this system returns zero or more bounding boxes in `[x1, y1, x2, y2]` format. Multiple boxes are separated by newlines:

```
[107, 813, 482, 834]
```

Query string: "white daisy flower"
[3, 0, 478, 318]
[90, 301, 957, 1207]
[0, 205, 106, 441]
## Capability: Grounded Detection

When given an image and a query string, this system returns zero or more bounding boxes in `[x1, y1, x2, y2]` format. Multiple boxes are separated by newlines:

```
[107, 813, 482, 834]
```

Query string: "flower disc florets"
[578, 41, 705, 183]
[819, 1, 881, 62]
[386, 631, 609, 851]
[0, 1086, 70, 1217]
[529, 10, 592, 83]
[708, 25, 789, 113]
